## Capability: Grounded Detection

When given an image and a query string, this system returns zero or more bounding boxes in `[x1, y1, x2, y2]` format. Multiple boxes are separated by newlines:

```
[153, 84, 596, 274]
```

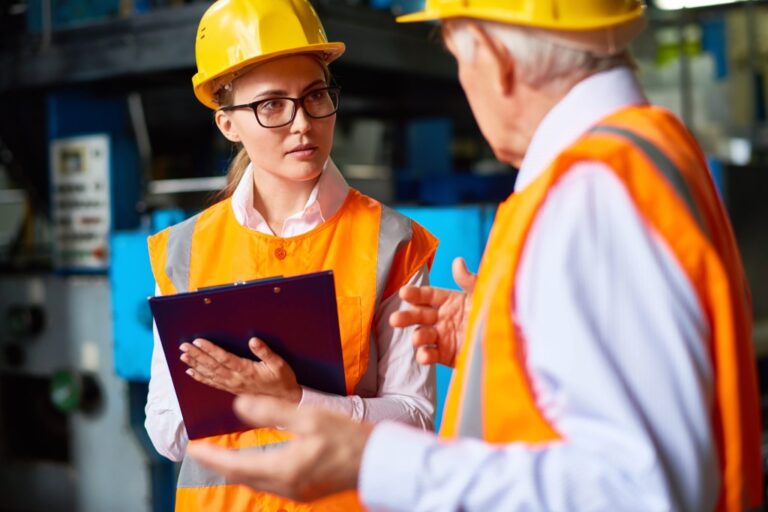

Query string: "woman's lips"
[286, 145, 317, 160]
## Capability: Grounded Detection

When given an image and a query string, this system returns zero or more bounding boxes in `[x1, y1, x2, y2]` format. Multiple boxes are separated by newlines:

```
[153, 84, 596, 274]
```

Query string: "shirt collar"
[230, 157, 350, 231]
[515, 67, 648, 192]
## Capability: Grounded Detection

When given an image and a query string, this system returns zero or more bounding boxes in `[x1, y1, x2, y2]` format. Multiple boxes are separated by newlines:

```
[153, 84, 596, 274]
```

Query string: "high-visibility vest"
[148, 188, 438, 511]
[441, 106, 763, 512]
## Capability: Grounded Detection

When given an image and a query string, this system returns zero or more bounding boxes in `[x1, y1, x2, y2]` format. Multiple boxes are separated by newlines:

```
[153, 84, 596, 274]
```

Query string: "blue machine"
[48, 92, 142, 273]
[395, 205, 495, 430]
[111, 210, 186, 381]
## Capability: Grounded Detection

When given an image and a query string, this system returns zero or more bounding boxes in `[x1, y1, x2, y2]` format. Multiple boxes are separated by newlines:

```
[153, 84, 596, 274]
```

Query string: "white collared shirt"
[230, 160, 351, 236]
[145, 159, 435, 462]
[360, 68, 716, 511]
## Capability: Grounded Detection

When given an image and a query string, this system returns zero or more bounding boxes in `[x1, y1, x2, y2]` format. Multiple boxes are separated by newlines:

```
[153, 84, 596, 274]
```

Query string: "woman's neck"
[251, 169, 319, 235]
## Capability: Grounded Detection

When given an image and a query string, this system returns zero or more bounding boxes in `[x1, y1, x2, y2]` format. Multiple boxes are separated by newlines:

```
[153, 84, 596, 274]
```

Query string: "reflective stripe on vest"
[177, 441, 290, 488]
[456, 313, 487, 439]
[590, 125, 710, 239]
[375, 205, 413, 311]
[164, 213, 201, 293]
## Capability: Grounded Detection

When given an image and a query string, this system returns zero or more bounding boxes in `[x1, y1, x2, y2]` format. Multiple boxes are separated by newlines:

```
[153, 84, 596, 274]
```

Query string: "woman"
[144, 0, 438, 510]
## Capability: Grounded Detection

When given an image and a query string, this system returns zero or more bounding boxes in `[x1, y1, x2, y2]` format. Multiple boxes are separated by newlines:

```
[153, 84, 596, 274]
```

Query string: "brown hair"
[213, 55, 332, 202]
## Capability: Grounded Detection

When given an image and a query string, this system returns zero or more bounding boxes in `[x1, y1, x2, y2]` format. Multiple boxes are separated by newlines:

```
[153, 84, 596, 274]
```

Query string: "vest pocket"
[336, 296, 365, 394]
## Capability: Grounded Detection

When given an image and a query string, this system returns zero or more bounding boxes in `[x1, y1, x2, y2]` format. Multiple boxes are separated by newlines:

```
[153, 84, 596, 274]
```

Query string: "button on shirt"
[145, 159, 436, 462]
[359, 68, 715, 511]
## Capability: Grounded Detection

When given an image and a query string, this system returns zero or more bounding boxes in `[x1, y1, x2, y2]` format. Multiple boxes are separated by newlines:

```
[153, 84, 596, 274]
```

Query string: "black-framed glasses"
[219, 86, 341, 128]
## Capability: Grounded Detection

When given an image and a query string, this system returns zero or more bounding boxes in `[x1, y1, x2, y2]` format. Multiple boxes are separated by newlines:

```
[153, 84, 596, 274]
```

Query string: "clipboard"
[149, 270, 346, 440]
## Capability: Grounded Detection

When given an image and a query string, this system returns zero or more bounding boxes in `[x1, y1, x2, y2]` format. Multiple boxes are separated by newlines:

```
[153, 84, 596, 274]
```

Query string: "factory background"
[0, 0, 767, 510]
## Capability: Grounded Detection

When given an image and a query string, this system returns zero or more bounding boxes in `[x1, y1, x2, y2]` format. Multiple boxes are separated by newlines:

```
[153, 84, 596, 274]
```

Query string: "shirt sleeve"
[359, 163, 716, 511]
[299, 265, 436, 430]
[145, 284, 188, 462]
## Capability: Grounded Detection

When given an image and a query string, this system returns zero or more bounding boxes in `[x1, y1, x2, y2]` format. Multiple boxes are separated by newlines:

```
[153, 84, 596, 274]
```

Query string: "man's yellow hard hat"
[397, 0, 647, 55]
[192, 0, 345, 110]
[397, 0, 645, 30]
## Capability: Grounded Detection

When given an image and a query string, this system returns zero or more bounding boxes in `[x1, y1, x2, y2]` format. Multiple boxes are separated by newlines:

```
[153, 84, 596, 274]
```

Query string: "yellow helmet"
[192, 0, 345, 110]
[397, 0, 646, 55]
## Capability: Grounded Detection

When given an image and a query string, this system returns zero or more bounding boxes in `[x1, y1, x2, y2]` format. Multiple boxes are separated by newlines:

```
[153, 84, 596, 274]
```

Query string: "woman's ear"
[466, 23, 515, 97]
[215, 110, 241, 143]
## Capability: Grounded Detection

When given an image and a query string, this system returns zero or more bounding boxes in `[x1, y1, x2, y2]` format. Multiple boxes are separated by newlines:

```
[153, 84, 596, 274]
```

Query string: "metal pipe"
[678, 8, 694, 128]
[41, 0, 52, 51]
[127, 93, 154, 213]
[743, 0, 764, 142]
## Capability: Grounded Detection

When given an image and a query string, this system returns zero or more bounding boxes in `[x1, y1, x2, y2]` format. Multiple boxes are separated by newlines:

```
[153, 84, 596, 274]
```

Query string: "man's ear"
[466, 22, 515, 96]
[215, 110, 241, 143]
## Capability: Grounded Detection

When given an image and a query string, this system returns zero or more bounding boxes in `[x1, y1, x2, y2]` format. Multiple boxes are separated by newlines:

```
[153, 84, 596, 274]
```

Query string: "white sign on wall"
[50, 134, 111, 271]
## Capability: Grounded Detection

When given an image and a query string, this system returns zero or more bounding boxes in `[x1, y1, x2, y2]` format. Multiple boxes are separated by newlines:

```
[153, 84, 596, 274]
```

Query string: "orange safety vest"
[441, 106, 763, 511]
[148, 188, 437, 511]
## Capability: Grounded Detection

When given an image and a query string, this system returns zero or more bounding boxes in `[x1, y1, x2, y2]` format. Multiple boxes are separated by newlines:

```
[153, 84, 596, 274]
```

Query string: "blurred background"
[0, 0, 767, 510]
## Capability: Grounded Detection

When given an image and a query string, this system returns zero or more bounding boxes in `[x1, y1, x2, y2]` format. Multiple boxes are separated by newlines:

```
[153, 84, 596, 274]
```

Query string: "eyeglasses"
[219, 86, 341, 128]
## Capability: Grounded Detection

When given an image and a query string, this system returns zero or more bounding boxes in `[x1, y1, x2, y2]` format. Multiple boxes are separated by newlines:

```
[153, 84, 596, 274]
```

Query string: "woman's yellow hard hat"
[192, 0, 345, 110]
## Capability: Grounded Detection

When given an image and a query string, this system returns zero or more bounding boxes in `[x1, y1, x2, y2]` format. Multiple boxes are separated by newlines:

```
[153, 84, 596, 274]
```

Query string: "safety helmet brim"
[396, 5, 645, 31]
[193, 42, 345, 110]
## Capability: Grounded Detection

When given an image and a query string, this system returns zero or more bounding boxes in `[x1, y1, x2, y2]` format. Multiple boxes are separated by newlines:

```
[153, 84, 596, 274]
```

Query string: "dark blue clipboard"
[149, 270, 346, 440]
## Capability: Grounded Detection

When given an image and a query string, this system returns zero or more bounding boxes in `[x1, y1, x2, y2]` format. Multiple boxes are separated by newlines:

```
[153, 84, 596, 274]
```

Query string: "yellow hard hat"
[397, 0, 646, 55]
[192, 0, 345, 110]
[397, 0, 645, 30]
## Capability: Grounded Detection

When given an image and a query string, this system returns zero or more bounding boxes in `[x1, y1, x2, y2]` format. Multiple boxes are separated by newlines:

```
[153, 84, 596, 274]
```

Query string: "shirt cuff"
[359, 421, 435, 511]
[298, 386, 328, 408]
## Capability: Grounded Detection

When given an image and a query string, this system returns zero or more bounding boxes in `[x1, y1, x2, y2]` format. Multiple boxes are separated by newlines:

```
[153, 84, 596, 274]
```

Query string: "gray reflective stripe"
[375, 205, 413, 310]
[177, 441, 291, 489]
[353, 331, 378, 395]
[457, 313, 487, 439]
[355, 205, 414, 394]
[165, 213, 201, 293]
[590, 125, 709, 238]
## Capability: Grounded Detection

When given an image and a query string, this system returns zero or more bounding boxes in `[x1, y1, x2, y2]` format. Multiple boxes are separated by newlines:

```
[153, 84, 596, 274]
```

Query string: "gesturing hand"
[180, 337, 302, 404]
[390, 257, 476, 368]
[187, 395, 373, 502]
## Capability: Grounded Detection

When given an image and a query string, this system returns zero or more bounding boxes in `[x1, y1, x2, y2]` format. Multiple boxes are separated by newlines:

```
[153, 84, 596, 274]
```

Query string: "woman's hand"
[389, 257, 476, 368]
[179, 337, 302, 404]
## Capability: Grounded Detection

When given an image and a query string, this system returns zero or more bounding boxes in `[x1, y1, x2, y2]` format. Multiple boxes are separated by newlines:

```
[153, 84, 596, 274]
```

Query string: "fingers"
[185, 368, 233, 393]
[180, 342, 223, 375]
[191, 338, 241, 369]
[234, 395, 299, 430]
[412, 326, 438, 348]
[415, 345, 440, 365]
[248, 337, 280, 367]
[389, 307, 439, 328]
[398, 285, 452, 307]
[452, 257, 477, 293]
[412, 327, 439, 365]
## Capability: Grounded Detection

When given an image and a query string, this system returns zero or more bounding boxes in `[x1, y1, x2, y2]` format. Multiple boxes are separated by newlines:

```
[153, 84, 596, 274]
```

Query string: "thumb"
[234, 395, 298, 429]
[452, 257, 476, 293]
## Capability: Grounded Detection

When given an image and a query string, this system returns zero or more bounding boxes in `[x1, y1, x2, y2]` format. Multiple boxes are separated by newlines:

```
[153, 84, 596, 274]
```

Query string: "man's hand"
[186, 396, 374, 502]
[390, 257, 476, 368]
[180, 337, 302, 404]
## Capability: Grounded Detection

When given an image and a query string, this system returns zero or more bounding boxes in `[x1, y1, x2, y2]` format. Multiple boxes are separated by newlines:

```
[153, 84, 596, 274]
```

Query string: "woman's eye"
[260, 99, 285, 112]
[306, 90, 326, 102]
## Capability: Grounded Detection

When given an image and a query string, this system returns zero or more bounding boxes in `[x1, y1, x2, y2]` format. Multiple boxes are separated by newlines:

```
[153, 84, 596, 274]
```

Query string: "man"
[187, 1, 764, 510]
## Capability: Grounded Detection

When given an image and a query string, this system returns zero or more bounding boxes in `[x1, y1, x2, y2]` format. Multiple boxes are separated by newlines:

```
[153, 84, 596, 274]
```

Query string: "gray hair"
[445, 19, 634, 93]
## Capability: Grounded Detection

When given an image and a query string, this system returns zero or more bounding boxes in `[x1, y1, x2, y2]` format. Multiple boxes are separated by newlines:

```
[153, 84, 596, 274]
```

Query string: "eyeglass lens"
[255, 89, 339, 128]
